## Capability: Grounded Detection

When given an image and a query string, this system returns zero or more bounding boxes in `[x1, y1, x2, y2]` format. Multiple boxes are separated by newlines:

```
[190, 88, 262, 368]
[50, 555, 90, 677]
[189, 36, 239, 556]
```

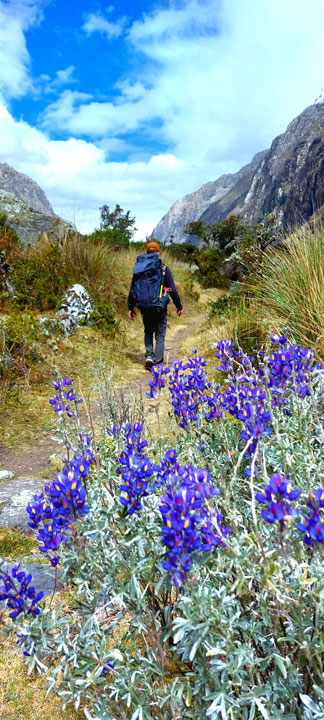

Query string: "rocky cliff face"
[240, 104, 324, 227]
[0, 189, 73, 245]
[0, 163, 55, 216]
[199, 151, 267, 226]
[152, 175, 237, 245]
[152, 104, 324, 241]
[152, 152, 267, 244]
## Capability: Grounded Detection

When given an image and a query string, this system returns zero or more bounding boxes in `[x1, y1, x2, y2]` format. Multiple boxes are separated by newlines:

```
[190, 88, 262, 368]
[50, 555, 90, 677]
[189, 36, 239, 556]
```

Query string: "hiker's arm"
[164, 267, 183, 311]
[128, 276, 136, 314]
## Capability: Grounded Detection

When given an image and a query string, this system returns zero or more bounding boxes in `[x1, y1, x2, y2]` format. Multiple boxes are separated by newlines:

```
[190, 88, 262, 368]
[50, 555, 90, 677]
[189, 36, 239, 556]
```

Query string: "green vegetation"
[0, 528, 38, 559]
[165, 215, 278, 289]
[83, 203, 137, 248]
[233, 226, 324, 357]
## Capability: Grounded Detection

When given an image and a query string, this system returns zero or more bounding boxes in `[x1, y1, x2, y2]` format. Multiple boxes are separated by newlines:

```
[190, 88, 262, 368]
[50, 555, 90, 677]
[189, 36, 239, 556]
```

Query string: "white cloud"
[0, 101, 187, 238]
[82, 11, 127, 39]
[0, 0, 45, 99]
[52, 66, 76, 87]
[41, 0, 324, 171]
[39, 66, 78, 95]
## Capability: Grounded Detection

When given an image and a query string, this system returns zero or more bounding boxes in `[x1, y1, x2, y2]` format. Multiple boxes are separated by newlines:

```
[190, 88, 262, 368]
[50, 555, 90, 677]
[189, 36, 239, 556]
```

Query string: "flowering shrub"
[2, 339, 324, 719]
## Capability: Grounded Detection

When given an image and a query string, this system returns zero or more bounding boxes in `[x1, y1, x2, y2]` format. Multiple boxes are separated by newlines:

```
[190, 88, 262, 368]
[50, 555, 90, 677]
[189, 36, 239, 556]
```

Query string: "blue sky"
[0, 0, 324, 238]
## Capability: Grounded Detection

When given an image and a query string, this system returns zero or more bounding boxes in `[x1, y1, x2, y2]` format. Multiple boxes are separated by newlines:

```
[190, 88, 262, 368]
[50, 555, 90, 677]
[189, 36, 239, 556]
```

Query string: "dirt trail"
[0, 314, 204, 479]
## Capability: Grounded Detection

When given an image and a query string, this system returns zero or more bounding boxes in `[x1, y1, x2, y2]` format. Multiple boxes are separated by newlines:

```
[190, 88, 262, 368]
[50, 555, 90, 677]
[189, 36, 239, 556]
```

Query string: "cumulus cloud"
[82, 11, 128, 39]
[0, 0, 45, 99]
[41, 0, 324, 171]
[0, 101, 187, 238]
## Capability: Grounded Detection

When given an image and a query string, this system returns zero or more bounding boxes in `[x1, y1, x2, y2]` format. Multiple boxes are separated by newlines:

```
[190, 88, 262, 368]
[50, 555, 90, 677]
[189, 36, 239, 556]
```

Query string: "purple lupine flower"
[297, 489, 324, 546]
[167, 355, 210, 428]
[214, 339, 235, 373]
[159, 461, 229, 586]
[49, 375, 82, 417]
[147, 365, 170, 398]
[119, 423, 155, 514]
[106, 424, 118, 437]
[256, 473, 300, 529]
[26, 447, 93, 565]
[0, 561, 44, 619]
[265, 337, 313, 405]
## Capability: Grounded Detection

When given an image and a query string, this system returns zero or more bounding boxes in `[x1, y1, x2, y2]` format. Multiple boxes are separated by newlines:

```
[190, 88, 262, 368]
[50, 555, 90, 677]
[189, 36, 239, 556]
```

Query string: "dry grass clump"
[232, 226, 324, 356]
[0, 623, 83, 720]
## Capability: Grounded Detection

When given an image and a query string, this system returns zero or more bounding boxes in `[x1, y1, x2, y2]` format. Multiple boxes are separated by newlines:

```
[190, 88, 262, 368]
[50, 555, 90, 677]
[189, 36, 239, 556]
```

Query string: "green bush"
[208, 293, 233, 318]
[84, 227, 130, 248]
[194, 247, 231, 288]
[0, 310, 42, 396]
[6, 235, 119, 335]
[89, 292, 120, 335]
[167, 242, 198, 264]
[11, 242, 71, 310]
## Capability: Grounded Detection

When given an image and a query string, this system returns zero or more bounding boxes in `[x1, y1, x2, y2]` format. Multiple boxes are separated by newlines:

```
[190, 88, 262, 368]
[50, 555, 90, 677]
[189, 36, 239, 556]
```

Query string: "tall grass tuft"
[235, 226, 324, 356]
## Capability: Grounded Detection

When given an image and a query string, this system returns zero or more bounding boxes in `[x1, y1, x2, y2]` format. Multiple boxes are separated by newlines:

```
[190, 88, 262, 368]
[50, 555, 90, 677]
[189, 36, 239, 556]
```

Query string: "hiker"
[128, 240, 184, 369]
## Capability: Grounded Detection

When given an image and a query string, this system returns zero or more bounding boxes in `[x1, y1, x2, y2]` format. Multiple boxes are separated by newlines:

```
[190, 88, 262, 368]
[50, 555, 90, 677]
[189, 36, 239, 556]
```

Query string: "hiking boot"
[145, 356, 154, 370]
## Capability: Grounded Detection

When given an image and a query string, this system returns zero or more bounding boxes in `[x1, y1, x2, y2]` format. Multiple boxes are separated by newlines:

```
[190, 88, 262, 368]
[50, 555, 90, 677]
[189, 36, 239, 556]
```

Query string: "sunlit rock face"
[0, 162, 55, 216]
[152, 104, 324, 242]
[0, 188, 73, 245]
[239, 104, 324, 228]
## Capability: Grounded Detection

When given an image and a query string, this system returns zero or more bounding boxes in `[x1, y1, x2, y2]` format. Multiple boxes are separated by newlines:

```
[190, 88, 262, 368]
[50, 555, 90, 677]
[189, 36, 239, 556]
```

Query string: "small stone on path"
[0, 470, 15, 482]
[0, 478, 44, 531]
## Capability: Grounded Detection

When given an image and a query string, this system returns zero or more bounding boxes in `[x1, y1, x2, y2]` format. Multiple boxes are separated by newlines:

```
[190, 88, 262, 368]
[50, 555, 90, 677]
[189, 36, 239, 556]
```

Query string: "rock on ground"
[0, 562, 63, 602]
[40, 283, 94, 337]
[0, 470, 15, 482]
[0, 478, 44, 532]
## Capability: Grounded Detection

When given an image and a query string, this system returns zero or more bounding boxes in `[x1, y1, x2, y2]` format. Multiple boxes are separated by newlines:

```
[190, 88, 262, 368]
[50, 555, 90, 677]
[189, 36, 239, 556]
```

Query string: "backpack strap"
[160, 264, 167, 299]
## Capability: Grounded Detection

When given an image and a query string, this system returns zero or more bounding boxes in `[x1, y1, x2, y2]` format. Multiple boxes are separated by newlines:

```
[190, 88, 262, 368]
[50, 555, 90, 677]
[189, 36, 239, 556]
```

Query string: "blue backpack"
[132, 253, 167, 309]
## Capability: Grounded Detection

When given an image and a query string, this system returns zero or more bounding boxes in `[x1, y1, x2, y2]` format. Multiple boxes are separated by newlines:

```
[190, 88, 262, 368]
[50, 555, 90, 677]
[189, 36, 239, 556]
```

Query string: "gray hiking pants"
[141, 308, 167, 364]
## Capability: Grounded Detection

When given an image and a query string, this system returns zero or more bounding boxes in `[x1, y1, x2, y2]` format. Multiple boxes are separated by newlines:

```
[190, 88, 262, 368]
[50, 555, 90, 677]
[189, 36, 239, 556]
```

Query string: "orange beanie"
[146, 240, 160, 253]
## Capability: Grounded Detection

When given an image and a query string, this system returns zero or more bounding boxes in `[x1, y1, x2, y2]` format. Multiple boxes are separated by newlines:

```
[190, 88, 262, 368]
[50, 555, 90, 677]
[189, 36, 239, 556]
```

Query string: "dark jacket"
[128, 264, 182, 312]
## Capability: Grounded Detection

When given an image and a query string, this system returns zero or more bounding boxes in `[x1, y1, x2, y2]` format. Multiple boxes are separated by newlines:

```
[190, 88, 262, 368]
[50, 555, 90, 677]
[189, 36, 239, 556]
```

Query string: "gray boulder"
[0, 477, 44, 532]
[0, 562, 63, 602]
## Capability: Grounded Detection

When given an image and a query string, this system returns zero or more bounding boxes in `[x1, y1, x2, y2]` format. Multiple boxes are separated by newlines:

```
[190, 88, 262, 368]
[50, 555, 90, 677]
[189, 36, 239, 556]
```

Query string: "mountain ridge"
[152, 104, 324, 242]
[0, 162, 55, 216]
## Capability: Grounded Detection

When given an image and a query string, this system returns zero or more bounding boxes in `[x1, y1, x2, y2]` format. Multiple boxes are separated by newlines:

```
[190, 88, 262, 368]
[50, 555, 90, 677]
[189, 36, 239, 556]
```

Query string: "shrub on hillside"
[0, 310, 41, 396]
[181, 216, 278, 288]
[89, 291, 121, 335]
[1, 234, 120, 332]
[84, 227, 131, 248]
[194, 247, 231, 288]
[11, 239, 71, 310]
[166, 241, 197, 265]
